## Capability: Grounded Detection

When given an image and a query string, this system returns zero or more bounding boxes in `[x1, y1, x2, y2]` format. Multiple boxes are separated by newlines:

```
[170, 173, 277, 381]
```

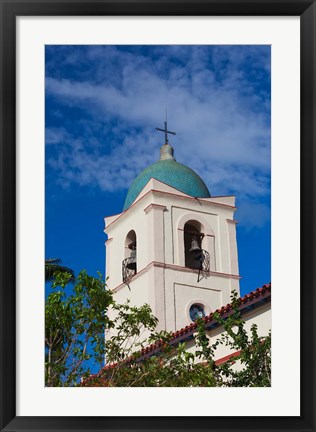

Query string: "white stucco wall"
[184, 302, 271, 365]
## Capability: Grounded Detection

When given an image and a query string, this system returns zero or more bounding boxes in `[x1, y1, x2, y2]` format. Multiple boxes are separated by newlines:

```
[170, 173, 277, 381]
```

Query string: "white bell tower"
[105, 129, 240, 332]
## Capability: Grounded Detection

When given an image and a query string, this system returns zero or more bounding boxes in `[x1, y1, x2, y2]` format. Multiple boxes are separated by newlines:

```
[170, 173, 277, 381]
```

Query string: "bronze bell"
[126, 249, 137, 270]
[189, 236, 202, 254]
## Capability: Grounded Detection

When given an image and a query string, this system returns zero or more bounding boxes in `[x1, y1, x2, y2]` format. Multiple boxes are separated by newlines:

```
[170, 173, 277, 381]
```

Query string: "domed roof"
[123, 144, 210, 210]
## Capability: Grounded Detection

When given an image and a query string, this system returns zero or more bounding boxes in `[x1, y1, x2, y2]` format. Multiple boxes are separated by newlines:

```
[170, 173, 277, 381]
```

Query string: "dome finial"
[155, 113, 176, 146]
[155, 113, 176, 161]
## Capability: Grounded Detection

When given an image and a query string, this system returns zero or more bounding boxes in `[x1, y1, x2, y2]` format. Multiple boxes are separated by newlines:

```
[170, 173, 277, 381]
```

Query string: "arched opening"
[125, 230, 137, 260]
[122, 230, 137, 284]
[184, 220, 203, 270]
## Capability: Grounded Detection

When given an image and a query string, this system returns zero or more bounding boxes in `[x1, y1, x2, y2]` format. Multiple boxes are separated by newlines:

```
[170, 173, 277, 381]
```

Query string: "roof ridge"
[88, 282, 271, 380]
[137, 282, 271, 356]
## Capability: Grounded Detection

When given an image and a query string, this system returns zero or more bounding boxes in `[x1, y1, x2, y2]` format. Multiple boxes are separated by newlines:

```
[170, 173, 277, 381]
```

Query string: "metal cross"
[155, 120, 176, 145]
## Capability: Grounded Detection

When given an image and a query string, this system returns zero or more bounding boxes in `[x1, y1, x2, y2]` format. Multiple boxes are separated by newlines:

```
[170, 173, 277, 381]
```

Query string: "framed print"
[0, 1, 315, 431]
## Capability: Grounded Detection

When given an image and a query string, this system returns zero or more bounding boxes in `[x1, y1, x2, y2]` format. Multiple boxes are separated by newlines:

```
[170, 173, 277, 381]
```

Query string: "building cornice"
[111, 260, 241, 293]
[226, 218, 238, 224]
[105, 188, 236, 231]
[143, 203, 167, 214]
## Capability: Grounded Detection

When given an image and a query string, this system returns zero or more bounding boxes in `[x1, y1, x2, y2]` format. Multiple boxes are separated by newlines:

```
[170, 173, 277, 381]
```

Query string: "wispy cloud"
[45, 127, 72, 145]
[45, 45, 271, 228]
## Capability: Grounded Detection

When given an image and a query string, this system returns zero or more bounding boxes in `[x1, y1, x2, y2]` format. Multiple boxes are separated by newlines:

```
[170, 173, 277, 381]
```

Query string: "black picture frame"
[0, 1, 315, 431]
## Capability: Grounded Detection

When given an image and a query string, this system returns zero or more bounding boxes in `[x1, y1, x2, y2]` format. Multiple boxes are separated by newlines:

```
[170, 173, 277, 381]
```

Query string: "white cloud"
[45, 127, 71, 145]
[45, 45, 271, 228]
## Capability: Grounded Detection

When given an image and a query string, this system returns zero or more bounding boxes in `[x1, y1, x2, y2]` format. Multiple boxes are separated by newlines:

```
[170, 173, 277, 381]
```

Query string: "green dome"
[123, 147, 210, 210]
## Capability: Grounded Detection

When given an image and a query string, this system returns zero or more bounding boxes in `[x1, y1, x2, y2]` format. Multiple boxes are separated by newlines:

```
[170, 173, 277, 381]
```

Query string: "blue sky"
[45, 45, 271, 297]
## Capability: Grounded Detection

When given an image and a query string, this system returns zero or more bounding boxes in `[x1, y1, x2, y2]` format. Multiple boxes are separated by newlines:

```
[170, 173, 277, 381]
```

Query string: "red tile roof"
[84, 283, 271, 383]
[136, 282, 271, 360]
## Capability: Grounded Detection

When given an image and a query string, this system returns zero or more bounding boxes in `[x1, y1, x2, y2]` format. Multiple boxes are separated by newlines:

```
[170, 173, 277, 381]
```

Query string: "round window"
[189, 303, 205, 321]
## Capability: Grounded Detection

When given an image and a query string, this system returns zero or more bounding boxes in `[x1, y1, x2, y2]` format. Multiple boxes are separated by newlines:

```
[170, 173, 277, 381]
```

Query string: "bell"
[189, 236, 202, 254]
[126, 249, 136, 270]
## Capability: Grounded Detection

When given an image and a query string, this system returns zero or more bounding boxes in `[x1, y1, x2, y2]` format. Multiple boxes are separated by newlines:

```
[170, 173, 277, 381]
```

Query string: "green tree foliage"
[212, 291, 271, 387]
[45, 270, 271, 387]
[45, 271, 113, 386]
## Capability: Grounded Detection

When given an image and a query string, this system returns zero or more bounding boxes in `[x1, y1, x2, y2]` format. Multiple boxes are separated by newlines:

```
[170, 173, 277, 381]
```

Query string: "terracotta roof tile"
[140, 282, 271, 355]
[83, 282, 271, 384]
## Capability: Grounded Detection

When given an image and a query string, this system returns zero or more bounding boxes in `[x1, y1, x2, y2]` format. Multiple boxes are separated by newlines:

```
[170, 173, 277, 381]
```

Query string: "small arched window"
[122, 230, 137, 285]
[184, 221, 203, 270]
[125, 230, 136, 260]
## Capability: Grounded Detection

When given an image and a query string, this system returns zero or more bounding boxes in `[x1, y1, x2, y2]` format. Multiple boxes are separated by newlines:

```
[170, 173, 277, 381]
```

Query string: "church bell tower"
[105, 122, 240, 332]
